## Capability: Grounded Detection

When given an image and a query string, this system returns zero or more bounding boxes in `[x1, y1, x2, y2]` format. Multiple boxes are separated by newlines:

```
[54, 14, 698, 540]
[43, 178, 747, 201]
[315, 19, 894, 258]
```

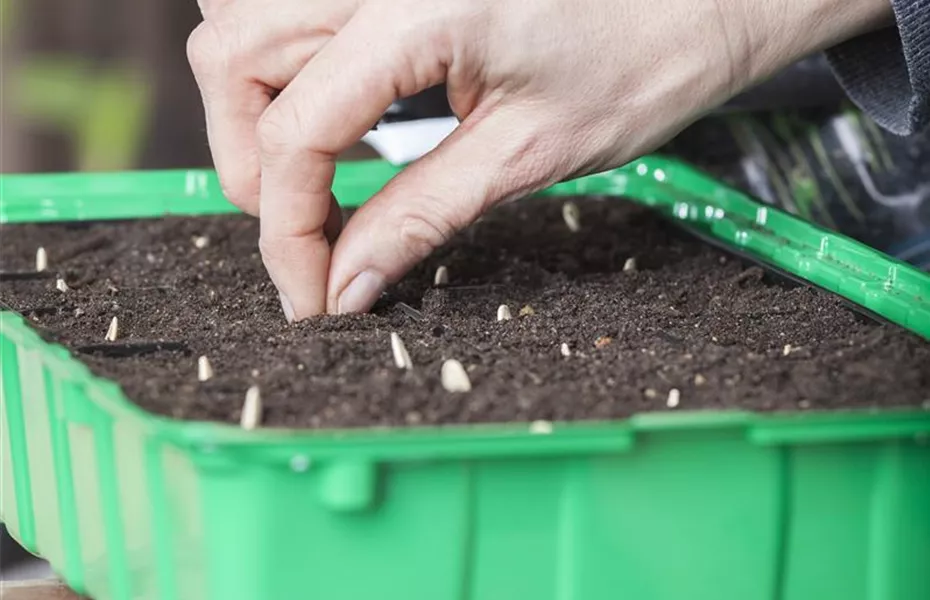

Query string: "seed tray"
[1, 157, 929, 600]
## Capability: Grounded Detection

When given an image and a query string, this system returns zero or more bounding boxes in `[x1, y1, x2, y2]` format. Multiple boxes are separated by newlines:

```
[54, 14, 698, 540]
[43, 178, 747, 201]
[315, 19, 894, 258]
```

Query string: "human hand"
[189, 0, 892, 320]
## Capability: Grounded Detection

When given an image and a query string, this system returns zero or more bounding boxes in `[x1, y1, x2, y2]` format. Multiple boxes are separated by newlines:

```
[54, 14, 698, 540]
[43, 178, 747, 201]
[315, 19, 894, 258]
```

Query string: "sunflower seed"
[240, 386, 263, 430]
[104, 316, 119, 342]
[562, 201, 581, 233]
[390, 332, 413, 369]
[197, 355, 214, 382]
[496, 304, 512, 321]
[193, 235, 210, 249]
[35, 247, 48, 272]
[560, 343, 572, 357]
[433, 265, 449, 286]
[666, 388, 681, 408]
[623, 257, 637, 272]
[441, 359, 471, 392]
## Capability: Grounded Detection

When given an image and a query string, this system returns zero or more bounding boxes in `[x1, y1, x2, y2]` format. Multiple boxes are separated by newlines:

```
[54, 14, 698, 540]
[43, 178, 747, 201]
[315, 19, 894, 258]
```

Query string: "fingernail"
[337, 271, 387, 314]
[279, 290, 296, 323]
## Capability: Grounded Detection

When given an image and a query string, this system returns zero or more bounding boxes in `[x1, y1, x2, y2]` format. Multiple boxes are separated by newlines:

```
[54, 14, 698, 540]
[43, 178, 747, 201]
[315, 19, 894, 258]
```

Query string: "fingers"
[257, 12, 437, 319]
[326, 105, 556, 314]
[187, 0, 358, 215]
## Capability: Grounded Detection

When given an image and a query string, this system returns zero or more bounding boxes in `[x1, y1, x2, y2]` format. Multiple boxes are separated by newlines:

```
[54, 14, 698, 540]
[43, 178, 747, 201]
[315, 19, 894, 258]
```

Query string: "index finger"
[257, 13, 432, 319]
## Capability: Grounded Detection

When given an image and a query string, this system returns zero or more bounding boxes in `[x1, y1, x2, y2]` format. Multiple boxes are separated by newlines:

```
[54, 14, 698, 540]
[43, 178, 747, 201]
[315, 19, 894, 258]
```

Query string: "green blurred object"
[1, 157, 929, 600]
[11, 57, 151, 171]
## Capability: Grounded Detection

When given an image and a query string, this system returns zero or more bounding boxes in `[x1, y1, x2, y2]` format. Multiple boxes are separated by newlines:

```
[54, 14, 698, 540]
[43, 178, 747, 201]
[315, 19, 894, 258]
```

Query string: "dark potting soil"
[1, 197, 928, 428]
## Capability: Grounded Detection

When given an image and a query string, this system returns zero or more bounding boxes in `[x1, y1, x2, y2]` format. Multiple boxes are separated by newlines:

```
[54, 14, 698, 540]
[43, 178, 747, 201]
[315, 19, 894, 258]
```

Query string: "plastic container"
[1, 157, 929, 600]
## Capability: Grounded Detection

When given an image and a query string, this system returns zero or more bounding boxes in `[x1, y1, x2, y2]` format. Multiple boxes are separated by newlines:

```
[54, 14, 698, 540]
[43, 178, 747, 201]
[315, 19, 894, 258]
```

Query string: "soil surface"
[2, 198, 928, 428]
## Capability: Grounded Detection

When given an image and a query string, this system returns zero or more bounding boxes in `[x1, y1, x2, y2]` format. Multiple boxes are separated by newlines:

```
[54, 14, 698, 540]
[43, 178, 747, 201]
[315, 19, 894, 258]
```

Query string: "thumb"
[326, 106, 555, 314]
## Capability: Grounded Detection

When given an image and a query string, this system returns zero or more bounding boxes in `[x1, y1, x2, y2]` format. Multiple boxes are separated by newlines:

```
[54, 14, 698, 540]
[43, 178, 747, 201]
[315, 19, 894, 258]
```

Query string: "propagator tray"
[1, 156, 929, 600]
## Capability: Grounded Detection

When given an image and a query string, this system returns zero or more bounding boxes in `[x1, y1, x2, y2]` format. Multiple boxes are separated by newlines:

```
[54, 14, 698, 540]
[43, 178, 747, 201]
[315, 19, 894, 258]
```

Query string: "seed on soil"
[35, 247, 48, 272]
[497, 304, 512, 321]
[390, 332, 413, 370]
[560, 343, 572, 357]
[240, 386, 263, 430]
[529, 420, 554, 434]
[197, 356, 214, 382]
[623, 257, 637, 272]
[104, 316, 119, 342]
[433, 265, 449, 287]
[192, 235, 210, 249]
[694, 373, 707, 386]
[441, 359, 471, 393]
[783, 344, 794, 356]
[594, 336, 613, 349]
[562, 201, 581, 233]
[667, 388, 681, 408]
[55, 278, 70, 293]
[519, 305, 536, 317]
[644, 388, 658, 399]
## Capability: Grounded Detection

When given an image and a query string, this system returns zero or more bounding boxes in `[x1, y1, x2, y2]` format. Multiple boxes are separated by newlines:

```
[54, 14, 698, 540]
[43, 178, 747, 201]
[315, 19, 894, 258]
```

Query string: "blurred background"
[1, 0, 209, 174]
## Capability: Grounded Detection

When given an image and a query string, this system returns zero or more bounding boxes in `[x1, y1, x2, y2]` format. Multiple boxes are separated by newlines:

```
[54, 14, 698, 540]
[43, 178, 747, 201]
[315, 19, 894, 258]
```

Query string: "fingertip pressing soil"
[1, 197, 928, 429]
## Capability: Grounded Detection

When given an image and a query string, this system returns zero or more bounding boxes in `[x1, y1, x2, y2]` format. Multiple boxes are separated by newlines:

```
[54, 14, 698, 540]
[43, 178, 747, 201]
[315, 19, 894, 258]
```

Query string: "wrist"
[735, 0, 894, 85]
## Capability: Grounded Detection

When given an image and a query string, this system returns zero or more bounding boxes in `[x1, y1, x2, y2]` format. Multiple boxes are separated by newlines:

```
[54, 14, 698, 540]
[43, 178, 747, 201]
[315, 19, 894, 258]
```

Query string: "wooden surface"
[1, 580, 84, 600]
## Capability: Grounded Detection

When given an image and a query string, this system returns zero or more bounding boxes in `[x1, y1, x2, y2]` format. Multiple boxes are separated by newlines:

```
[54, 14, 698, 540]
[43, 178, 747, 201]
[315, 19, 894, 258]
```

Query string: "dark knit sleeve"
[825, 0, 929, 135]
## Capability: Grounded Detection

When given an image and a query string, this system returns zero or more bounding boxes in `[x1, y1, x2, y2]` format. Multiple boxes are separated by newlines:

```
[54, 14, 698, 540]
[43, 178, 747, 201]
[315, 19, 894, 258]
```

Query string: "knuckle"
[396, 209, 455, 261]
[256, 105, 302, 157]
[186, 21, 222, 77]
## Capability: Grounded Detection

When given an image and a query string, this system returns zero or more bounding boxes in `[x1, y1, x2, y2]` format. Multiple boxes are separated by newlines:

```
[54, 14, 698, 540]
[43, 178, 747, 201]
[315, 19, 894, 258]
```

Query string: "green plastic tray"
[1, 156, 929, 600]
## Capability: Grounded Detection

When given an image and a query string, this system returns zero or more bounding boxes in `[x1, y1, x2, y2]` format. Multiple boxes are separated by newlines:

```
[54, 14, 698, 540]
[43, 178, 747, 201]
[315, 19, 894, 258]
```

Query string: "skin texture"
[188, 0, 893, 320]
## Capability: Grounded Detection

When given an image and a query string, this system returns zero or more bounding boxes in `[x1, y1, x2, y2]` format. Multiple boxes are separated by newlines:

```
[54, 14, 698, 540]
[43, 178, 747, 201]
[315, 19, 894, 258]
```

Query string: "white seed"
[197, 356, 214, 382]
[441, 359, 471, 393]
[694, 373, 707, 386]
[104, 316, 119, 342]
[390, 332, 413, 370]
[35, 247, 48, 272]
[433, 265, 449, 287]
[55, 278, 70, 293]
[623, 257, 637, 272]
[782, 344, 793, 356]
[666, 388, 681, 408]
[496, 304, 512, 322]
[193, 235, 210, 249]
[529, 420, 553, 435]
[560, 343, 572, 357]
[240, 386, 263, 430]
[562, 201, 581, 233]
